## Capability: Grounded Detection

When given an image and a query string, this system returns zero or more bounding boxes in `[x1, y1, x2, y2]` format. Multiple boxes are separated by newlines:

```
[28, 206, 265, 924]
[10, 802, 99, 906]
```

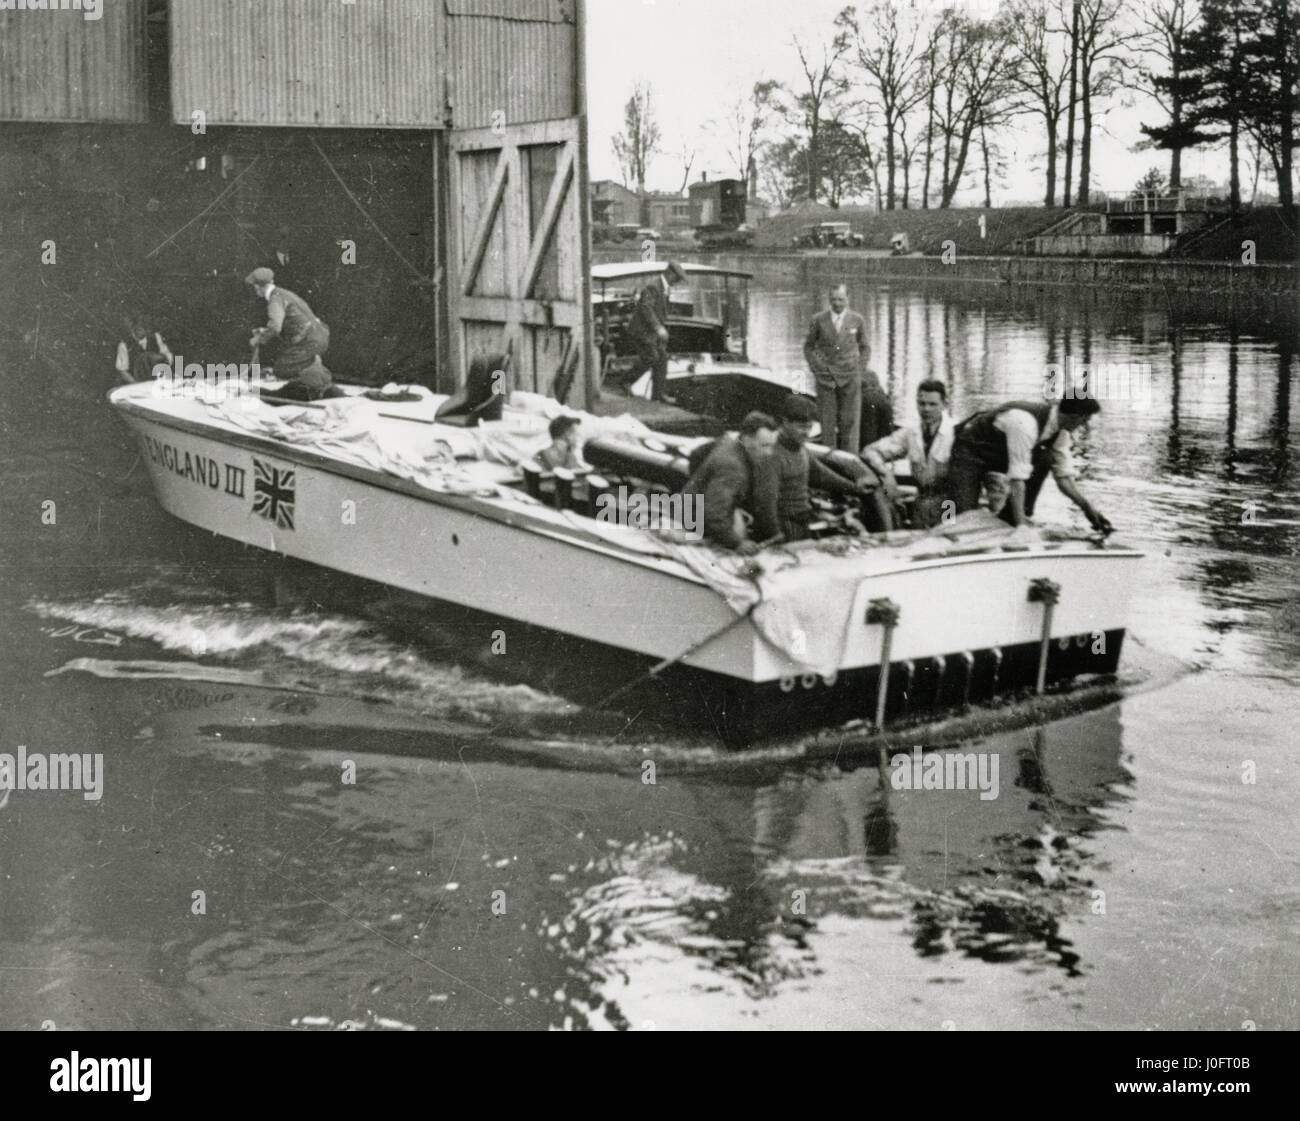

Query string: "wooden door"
[447, 117, 591, 406]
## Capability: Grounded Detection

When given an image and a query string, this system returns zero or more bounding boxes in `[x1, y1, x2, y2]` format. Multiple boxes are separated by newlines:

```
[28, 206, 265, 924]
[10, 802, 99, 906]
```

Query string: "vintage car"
[793, 221, 866, 249]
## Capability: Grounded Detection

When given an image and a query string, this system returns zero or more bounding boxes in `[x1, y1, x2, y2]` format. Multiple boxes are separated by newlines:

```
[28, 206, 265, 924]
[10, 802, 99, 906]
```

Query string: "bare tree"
[788, 14, 853, 202]
[1065, 0, 1146, 204]
[713, 79, 781, 190]
[919, 25, 943, 208]
[836, 102, 885, 211]
[842, 2, 929, 210]
[1137, 0, 1199, 190]
[1064, 0, 1080, 205]
[611, 82, 661, 196]
[675, 136, 698, 194]
[930, 12, 1020, 207]
[1006, 0, 1073, 205]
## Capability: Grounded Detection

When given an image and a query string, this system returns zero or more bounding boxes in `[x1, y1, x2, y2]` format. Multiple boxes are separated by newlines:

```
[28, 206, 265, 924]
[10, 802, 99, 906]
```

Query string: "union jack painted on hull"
[253, 458, 295, 530]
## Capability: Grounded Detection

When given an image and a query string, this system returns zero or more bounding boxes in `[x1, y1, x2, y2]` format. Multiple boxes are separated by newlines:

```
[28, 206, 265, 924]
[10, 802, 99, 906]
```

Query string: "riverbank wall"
[725, 250, 1295, 293]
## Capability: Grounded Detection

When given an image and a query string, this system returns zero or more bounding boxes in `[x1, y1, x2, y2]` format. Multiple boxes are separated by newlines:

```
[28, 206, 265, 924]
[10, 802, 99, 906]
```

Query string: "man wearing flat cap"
[772, 393, 876, 541]
[625, 260, 686, 404]
[245, 267, 333, 400]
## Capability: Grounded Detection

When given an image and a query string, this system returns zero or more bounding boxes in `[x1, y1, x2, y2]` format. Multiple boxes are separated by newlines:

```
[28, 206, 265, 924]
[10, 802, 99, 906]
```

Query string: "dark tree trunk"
[885, 122, 897, 210]
[941, 86, 954, 207]
[1169, 53, 1183, 190]
[1064, 0, 1079, 207]
[1277, 0, 1296, 211]
[1079, 71, 1092, 205]
[981, 121, 992, 208]
[901, 138, 911, 208]
[941, 120, 977, 208]
[922, 68, 936, 209]
[808, 115, 820, 202]
[1044, 116, 1058, 206]
[1228, 113, 1241, 212]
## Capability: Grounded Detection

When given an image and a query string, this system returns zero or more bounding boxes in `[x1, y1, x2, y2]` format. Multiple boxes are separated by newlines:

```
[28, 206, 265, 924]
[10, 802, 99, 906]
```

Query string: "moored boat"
[109, 378, 1142, 744]
[592, 261, 813, 426]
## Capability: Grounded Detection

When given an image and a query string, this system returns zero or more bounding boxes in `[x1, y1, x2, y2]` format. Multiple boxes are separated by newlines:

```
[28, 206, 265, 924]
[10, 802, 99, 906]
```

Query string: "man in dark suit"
[803, 284, 889, 451]
[625, 261, 686, 404]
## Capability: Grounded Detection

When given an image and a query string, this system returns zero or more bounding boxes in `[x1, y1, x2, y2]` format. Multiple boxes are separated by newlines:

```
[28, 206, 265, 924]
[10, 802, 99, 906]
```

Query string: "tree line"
[611, 0, 1297, 212]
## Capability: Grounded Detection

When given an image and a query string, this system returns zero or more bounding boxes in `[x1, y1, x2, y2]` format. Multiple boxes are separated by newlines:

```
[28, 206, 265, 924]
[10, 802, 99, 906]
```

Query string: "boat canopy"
[591, 261, 753, 283]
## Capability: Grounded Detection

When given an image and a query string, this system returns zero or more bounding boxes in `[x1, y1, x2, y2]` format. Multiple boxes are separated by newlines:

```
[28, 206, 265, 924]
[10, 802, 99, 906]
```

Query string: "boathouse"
[0, 0, 596, 405]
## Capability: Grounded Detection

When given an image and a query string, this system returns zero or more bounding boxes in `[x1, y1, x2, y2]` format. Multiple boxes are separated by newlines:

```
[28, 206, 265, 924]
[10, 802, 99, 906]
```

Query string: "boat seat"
[435, 353, 507, 426]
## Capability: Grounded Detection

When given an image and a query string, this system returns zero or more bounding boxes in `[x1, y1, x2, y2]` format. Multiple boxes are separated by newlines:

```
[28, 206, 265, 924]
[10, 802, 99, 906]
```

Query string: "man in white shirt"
[948, 396, 1112, 531]
[861, 378, 954, 528]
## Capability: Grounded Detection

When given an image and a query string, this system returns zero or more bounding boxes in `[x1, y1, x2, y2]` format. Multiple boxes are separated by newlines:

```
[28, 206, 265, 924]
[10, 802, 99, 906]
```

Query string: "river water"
[1, 269, 1296, 1031]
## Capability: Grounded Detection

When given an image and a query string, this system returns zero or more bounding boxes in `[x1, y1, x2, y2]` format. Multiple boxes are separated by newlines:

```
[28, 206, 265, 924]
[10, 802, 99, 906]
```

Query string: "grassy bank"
[754, 205, 1081, 255]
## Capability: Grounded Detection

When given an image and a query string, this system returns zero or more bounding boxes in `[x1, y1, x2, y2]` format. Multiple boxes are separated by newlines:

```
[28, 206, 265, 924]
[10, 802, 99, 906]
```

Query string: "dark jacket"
[264, 286, 326, 346]
[951, 400, 1058, 472]
[681, 436, 780, 549]
[803, 309, 870, 387]
[626, 277, 671, 352]
[772, 433, 858, 532]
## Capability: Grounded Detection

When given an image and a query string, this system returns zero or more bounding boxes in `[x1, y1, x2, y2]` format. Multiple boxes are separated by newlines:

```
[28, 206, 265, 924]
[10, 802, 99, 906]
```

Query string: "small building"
[644, 191, 692, 234]
[590, 180, 640, 227]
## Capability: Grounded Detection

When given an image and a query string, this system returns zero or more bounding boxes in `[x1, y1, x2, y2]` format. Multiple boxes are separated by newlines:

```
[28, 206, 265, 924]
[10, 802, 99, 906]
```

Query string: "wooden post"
[866, 597, 901, 731]
[1028, 577, 1062, 695]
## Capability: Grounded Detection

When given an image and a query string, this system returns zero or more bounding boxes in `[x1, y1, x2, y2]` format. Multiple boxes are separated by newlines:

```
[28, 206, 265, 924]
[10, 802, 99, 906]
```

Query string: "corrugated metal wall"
[169, 0, 446, 128]
[0, 0, 148, 123]
[445, 0, 577, 130]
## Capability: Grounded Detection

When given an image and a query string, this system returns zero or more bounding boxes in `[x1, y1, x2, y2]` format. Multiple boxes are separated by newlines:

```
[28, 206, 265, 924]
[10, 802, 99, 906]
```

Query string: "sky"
[585, 0, 1240, 206]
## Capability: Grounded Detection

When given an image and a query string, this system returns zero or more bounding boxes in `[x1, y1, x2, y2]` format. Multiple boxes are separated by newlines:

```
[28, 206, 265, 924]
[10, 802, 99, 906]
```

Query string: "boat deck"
[591, 389, 711, 435]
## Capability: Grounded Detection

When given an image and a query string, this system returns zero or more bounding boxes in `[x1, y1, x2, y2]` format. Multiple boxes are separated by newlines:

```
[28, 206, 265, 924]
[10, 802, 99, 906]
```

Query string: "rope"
[308, 136, 441, 289]
[144, 148, 273, 260]
[592, 606, 756, 711]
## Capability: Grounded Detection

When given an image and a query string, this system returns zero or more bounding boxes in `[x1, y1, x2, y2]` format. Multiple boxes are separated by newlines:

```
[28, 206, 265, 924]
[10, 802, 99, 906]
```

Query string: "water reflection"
[1, 640, 1130, 1029]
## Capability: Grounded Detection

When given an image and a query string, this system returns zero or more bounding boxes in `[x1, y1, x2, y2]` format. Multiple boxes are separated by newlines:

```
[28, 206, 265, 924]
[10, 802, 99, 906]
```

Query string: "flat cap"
[244, 267, 275, 285]
[781, 393, 818, 422]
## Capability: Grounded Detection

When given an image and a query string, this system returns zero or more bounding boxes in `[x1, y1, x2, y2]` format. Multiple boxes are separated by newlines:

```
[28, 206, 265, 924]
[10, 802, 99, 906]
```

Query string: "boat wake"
[27, 594, 575, 725]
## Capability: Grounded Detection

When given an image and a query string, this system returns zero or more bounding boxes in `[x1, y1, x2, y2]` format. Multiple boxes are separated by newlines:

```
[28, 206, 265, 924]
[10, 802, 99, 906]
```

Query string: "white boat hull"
[110, 382, 1142, 740]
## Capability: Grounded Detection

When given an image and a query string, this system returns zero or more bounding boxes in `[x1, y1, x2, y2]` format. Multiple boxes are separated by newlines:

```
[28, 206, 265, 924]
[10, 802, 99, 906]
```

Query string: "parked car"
[793, 221, 865, 248]
[636, 227, 662, 241]
[612, 223, 641, 242]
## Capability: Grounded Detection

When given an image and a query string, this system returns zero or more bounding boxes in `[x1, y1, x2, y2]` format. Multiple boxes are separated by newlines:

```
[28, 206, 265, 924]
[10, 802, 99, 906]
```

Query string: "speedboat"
[109, 375, 1143, 745]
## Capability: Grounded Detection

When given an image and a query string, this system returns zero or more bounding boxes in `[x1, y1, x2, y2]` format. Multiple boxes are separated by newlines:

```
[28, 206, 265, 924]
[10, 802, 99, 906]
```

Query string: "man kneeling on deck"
[773, 394, 876, 541]
[246, 267, 334, 401]
[681, 411, 780, 555]
[948, 395, 1113, 531]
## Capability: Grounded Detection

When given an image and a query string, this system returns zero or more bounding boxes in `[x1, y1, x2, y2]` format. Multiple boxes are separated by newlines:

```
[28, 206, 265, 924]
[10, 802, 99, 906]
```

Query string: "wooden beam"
[460, 146, 510, 298]
[520, 143, 575, 299]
